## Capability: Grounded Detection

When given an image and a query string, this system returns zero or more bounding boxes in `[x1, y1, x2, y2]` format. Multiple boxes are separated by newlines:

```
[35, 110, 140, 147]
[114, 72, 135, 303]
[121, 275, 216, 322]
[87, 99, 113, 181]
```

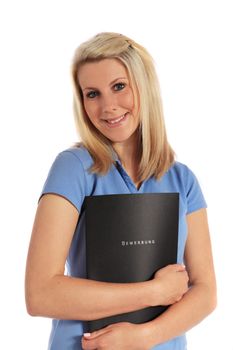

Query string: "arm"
[25, 194, 188, 321]
[143, 208, 217, 346]
[82, 208, 217, 349]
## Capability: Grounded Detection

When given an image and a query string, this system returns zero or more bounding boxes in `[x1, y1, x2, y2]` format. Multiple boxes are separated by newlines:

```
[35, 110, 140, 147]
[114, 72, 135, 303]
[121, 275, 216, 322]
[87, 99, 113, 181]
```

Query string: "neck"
[112, 132, 141, 185]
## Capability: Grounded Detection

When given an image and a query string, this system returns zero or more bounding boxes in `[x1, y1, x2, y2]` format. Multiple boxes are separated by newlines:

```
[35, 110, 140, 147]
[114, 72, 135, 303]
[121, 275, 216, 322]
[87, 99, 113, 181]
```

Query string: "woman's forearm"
[26, 274, 152, 320]
[143, 283, 217, 348]
[26, 264, 188, 321]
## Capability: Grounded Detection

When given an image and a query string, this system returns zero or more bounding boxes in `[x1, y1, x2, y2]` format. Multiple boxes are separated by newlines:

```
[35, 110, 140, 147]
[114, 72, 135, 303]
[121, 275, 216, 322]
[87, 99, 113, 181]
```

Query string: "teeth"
[107, 114, 126, 124]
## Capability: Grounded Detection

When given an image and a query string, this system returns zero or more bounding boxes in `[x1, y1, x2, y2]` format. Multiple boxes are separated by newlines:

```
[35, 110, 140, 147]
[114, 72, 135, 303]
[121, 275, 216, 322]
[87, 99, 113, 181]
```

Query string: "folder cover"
[84, 193, 179, 331]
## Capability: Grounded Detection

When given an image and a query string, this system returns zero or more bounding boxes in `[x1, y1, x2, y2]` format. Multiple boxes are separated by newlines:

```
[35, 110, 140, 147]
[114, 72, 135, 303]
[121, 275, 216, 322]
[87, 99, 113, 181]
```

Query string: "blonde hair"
[71, 32, 175, 180]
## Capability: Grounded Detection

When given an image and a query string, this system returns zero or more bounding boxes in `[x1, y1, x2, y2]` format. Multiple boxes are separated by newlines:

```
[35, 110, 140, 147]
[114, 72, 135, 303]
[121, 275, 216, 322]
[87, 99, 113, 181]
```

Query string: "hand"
[81, 322, 151, 350]
[152, 264, 189, 305]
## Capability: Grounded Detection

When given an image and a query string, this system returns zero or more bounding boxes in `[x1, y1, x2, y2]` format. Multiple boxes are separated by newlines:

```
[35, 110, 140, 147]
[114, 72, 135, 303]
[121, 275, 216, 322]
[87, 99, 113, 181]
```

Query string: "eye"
[86, 90, 99, 99]
[113, 83, 125, 91]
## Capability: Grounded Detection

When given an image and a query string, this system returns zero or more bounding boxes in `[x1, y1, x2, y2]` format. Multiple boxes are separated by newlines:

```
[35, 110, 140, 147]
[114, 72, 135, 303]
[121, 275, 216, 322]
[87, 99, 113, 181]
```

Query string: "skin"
[78, 58, 141, 185]
[79, 58, 139, 145]
[25, 58, 216, 349]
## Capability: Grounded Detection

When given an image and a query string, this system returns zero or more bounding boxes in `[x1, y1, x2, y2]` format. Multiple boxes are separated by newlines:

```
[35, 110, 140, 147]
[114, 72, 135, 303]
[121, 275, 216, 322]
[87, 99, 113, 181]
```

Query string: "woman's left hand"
[81, 322, 151, 350]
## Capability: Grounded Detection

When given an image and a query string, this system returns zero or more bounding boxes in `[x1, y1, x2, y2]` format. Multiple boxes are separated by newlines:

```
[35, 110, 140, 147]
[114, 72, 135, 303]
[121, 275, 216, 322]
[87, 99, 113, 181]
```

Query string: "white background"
[0, 0, 232, 349]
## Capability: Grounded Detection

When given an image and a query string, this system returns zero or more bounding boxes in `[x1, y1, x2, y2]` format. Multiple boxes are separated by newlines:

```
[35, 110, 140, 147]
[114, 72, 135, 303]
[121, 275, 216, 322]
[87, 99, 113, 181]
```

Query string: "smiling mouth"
[104, 113, 128, 125]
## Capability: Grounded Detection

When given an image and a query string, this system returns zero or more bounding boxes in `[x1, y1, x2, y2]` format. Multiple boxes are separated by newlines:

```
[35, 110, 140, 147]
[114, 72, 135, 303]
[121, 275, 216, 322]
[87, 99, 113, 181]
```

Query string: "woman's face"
[78, 58, 139, 145]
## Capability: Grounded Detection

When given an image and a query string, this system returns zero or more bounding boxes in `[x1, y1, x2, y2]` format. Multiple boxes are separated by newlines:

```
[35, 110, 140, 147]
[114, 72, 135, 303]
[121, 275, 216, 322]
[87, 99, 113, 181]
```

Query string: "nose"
[101, 93, 118, 114]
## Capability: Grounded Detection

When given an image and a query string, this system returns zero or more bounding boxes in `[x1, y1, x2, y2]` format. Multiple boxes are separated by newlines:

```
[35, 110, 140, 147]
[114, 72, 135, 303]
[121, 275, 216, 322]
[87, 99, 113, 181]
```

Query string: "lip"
[103, 113, 128, 128]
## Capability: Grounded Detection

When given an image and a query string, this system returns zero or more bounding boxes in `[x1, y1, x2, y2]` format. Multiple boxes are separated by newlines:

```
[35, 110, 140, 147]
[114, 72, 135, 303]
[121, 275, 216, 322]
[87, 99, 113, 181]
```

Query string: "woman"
[25, 32, 216, 349]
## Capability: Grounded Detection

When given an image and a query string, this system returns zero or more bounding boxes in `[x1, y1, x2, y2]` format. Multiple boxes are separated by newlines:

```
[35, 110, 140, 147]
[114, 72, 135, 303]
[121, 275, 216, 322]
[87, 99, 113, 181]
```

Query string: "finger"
[83, 327, 110, 340]
[82, 336, 98, 350]
[82, 331, 109, 350]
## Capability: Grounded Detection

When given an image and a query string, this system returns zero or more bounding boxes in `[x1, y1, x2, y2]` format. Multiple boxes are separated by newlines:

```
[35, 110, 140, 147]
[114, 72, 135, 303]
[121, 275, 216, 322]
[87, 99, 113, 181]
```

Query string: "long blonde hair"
[71, 32, 175, 180]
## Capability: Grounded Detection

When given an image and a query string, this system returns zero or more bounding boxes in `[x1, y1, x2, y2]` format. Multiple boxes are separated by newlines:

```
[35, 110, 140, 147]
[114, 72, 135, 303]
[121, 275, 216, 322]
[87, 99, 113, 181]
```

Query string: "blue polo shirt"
[41, 146, 207, 350]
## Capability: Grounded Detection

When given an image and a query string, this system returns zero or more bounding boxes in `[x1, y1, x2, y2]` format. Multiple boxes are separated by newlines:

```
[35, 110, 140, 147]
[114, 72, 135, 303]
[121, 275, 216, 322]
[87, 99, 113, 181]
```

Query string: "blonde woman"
[25, 32, 216, 350]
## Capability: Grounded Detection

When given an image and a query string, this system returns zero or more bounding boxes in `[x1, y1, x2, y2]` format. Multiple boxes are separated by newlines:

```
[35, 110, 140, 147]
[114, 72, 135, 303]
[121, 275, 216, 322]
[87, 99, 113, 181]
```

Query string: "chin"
[99, 125, 139, 146]
[106, 134, 134, 144]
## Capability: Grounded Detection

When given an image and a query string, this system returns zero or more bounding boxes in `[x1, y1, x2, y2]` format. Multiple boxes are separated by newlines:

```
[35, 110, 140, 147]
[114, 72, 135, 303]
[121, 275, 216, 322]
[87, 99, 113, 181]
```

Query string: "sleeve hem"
[39, 191, 81, 213]
[186, 203, 207, 215]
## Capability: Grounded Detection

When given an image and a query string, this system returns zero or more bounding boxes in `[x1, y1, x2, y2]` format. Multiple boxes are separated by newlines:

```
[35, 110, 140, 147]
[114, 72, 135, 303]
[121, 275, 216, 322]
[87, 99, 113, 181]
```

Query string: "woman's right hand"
[149, 264, 189, 306]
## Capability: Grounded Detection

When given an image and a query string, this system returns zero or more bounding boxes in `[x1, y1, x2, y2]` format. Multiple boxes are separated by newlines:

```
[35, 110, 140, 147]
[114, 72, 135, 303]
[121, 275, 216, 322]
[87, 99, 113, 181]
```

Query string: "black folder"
[84, 193, 179, 332]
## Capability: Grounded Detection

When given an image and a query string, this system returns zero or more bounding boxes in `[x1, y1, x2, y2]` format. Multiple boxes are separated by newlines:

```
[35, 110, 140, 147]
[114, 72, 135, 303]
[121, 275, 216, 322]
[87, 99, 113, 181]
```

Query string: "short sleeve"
[184, 166, 207, 214]
[40, 150, 87, 212]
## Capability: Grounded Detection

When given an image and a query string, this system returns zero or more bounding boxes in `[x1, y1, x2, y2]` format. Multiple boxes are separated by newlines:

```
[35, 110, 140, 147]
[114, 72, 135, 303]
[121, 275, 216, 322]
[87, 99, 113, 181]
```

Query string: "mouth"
[104, 113, 128, 127]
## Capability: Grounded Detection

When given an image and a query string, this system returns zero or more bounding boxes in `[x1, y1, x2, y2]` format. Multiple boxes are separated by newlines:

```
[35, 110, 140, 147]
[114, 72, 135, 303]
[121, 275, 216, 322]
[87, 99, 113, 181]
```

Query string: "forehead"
[78, 58, 129, 88]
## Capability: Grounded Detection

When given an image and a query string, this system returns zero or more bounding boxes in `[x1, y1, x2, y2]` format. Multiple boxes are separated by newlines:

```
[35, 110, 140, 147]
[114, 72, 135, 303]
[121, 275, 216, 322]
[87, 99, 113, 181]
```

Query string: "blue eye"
[86, 90, 99, 98]
[113, 83, 125, 91]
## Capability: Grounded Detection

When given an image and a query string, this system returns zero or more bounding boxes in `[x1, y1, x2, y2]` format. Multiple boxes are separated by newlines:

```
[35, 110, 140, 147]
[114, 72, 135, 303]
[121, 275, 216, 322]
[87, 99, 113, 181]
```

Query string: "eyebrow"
[82, 77, 128, 91]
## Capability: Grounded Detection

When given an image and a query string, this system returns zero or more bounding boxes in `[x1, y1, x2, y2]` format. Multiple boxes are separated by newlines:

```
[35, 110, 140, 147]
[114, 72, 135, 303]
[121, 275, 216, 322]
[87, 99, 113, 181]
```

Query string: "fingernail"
[84, 333, 91, 338]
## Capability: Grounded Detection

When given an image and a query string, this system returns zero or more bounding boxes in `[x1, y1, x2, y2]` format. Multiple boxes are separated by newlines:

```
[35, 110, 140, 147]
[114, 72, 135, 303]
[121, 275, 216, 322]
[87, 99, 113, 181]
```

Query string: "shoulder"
[41, 145, 95, 212]
[55, 145, 94, 171]
[166, 161, 207, 214]
[166, 161, 197, 186]
[169, 161, 193, 175]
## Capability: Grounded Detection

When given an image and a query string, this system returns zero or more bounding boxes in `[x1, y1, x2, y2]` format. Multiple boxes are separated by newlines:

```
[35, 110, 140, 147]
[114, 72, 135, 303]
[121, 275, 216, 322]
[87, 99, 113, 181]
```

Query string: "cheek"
[121, 90, 135, 110]
[83, 101, 98, 122]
